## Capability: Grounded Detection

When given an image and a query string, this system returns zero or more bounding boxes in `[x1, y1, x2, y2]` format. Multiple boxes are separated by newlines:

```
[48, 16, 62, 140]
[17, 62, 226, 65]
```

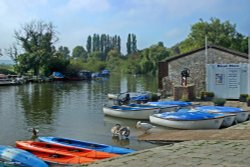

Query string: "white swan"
[136, 121, 155, 134]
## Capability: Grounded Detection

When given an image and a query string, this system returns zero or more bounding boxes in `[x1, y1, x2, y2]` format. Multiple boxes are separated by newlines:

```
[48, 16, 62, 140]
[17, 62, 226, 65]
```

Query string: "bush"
[212, 98, 226, 106]
[205, 92, 215, 97]
[239, 94, 248, 102]
[150, 93, 160, 102]
[200, 91, 214, 101]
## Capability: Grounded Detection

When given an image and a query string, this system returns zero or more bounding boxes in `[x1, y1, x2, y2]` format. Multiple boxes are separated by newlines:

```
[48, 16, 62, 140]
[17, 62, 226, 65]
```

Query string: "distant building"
[158, 45, 248, 97]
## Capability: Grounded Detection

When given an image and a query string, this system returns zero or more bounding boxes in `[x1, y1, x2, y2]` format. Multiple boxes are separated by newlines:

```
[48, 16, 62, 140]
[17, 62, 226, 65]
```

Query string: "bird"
[111, 124, 122, 137]
[118, 126, 130, 138]
[136, 121, 156, 134]
[111, 124, 131, 138]
[28, 127, 39, 140]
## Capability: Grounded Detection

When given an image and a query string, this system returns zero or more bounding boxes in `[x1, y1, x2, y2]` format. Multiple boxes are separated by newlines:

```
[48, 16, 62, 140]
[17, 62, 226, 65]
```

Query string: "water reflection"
[0, 74, 159, 151]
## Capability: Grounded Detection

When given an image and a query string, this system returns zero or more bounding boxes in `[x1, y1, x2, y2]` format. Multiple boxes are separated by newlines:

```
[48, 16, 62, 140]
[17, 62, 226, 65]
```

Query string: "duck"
[28, 127, 39, 138]
[136, 121, 155, 134]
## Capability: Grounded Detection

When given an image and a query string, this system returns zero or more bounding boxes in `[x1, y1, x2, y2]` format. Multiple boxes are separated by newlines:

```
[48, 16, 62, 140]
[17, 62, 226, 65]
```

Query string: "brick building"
[158, 45, 248, 97]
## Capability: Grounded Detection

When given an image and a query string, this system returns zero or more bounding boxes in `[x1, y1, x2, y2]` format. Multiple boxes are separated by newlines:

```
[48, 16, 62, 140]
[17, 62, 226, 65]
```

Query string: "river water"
[0, 73, 161, 152]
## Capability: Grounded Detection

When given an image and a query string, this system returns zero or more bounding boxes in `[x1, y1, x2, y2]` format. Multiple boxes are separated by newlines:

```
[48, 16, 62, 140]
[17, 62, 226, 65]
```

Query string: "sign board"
[206, 64, 249, 99]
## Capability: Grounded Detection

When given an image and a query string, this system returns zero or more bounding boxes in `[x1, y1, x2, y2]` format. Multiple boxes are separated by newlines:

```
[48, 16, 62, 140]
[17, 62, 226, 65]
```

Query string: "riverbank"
[85, 101, 250, 167]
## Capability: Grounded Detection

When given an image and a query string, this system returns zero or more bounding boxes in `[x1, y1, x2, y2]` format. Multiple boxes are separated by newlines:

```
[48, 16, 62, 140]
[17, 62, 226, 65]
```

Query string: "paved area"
[86, 140, 250, 167]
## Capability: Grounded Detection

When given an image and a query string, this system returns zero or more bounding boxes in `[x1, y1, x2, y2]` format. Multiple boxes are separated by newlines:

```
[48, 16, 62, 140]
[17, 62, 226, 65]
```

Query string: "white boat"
[195, 106, 249, 123]
[103, 105, 160, 119]
[0, 74, 15, 86]
[149, 111, 224, 129]
[178, 108, 236, 128]
[147, 101, 192, 108]
[127, 103, 179, 113]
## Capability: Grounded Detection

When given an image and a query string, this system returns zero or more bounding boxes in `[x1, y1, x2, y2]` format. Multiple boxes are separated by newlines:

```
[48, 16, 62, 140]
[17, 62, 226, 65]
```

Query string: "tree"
[14, 20, 58, 75]
[178, 18, 248, 53]
[126, 34, 131, 55]
[58, 46, 70, 60]
[86, 35, 92, 53]
[72, 46, 88, 61]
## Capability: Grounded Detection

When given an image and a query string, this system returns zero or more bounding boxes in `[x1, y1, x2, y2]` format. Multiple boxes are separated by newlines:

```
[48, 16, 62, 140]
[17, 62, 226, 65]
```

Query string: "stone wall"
[163, 47, 248, 97]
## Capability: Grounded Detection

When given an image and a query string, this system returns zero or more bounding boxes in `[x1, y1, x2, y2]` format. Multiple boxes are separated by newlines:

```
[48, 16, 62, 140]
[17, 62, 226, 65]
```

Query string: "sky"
[0, 0, 249, 60]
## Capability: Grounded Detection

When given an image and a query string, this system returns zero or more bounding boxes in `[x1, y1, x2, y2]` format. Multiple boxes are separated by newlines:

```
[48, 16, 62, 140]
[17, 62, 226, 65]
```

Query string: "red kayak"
[16, 141, 118, 165]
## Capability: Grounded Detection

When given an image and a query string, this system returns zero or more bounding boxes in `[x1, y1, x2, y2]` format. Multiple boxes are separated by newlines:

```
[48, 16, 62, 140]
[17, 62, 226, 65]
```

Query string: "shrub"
[212, 98, 226, 106]
[150, 93, 160, 102]
[205, 92, 215, 97]
[239, 94, 248, 102]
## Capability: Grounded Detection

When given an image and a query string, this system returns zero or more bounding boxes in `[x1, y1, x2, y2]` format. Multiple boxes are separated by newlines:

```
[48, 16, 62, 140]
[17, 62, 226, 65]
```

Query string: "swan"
[111, 124, 121, 136]
[136, 121, 155, 134]
[111, 124, 130, 138]
[119, 126, 130, 138]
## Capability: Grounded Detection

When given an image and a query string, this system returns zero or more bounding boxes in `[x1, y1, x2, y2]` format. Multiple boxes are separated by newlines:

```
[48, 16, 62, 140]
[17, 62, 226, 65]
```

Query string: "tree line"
[2, 18, 248, 76]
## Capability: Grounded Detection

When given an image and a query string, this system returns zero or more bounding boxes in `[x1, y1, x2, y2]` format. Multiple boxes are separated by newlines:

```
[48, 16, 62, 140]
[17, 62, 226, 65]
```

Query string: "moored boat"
[16, 141, 118, 160]
[177, 108, 236, 128]
[38, 136, 135, 154]
[127, 103, 179, 113]
[195, 106, 249, 123]
[0, 145, 48, 167]
[103, 104, 160, 119]
[149, 111, 224, 129]
[147, 101, 192, 108]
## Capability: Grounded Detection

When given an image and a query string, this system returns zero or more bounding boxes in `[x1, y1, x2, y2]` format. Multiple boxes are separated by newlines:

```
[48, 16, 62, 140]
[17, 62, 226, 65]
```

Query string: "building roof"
[160, 45, 248, 63]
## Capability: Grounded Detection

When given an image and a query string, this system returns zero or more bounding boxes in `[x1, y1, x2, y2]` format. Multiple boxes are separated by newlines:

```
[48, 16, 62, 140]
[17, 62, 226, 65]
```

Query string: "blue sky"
[0, 0, 249, 60]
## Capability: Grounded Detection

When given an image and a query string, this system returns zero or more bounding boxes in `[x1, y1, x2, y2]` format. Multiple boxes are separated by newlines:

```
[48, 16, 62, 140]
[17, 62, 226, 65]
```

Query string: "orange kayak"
[16, 141, 118, 165]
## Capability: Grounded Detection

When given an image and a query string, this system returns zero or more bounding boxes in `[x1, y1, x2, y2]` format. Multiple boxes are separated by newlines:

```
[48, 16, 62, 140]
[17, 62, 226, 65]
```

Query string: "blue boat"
[0, 145, 48, 167]
[147, 101, 192, 107]
[127, 103, 179, 113]
[149, 110, 225, 129]
[195, 106, 249, 123]
[38, 137, 135, 155]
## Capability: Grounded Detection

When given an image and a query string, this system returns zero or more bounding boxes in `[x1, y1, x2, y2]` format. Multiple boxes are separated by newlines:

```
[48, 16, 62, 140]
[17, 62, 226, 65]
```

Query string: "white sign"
[206, 64, 249, 99]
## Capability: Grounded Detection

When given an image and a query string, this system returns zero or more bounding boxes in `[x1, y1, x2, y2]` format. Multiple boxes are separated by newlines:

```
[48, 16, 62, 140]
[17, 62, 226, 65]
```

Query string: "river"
[0, 73, 161, 152]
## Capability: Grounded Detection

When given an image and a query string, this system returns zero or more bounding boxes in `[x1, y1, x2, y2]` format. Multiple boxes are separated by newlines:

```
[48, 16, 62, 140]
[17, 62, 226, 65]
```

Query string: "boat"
[177, 108, 236, 128]
[38, 137, 135, 155]
[0, 74, 15, 86]
[16, 141, 118, 160]
[0, 145, 48, 167]
[149, 111, 224, 129]
[195, 106, 249, 123]
[16, 141, 115, 165]
[111, 92, 151, 104]
[147, 101, 192, 108]
[103, 104, 160, 119]
[127, 103, 179, 113]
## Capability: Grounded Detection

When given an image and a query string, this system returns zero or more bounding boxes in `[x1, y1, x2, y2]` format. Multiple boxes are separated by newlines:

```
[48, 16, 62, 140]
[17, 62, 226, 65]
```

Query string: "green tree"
[72, 46, 88, 61]
[126, 34, 131, 55]
[58, 46, 70, 60]
[140, 42, 169, 74]
[86, 35, 92, 53]
[14, 20, 57, 75]
[178, 18, 248, 53]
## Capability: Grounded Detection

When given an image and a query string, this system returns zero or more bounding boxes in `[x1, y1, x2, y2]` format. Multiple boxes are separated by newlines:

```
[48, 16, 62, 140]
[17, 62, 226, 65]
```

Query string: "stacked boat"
[149, 106, 249, 130]
[0, 137, 134, 166]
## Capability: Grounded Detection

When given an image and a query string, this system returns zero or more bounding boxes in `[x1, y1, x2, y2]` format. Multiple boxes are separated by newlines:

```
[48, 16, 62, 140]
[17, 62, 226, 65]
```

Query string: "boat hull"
[0, 145, 48, 167]
[38, 137, 134, 154]
[149, 115, 224, 130]
[103, 105, 160, 119]
[16, 141, 118, 160]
